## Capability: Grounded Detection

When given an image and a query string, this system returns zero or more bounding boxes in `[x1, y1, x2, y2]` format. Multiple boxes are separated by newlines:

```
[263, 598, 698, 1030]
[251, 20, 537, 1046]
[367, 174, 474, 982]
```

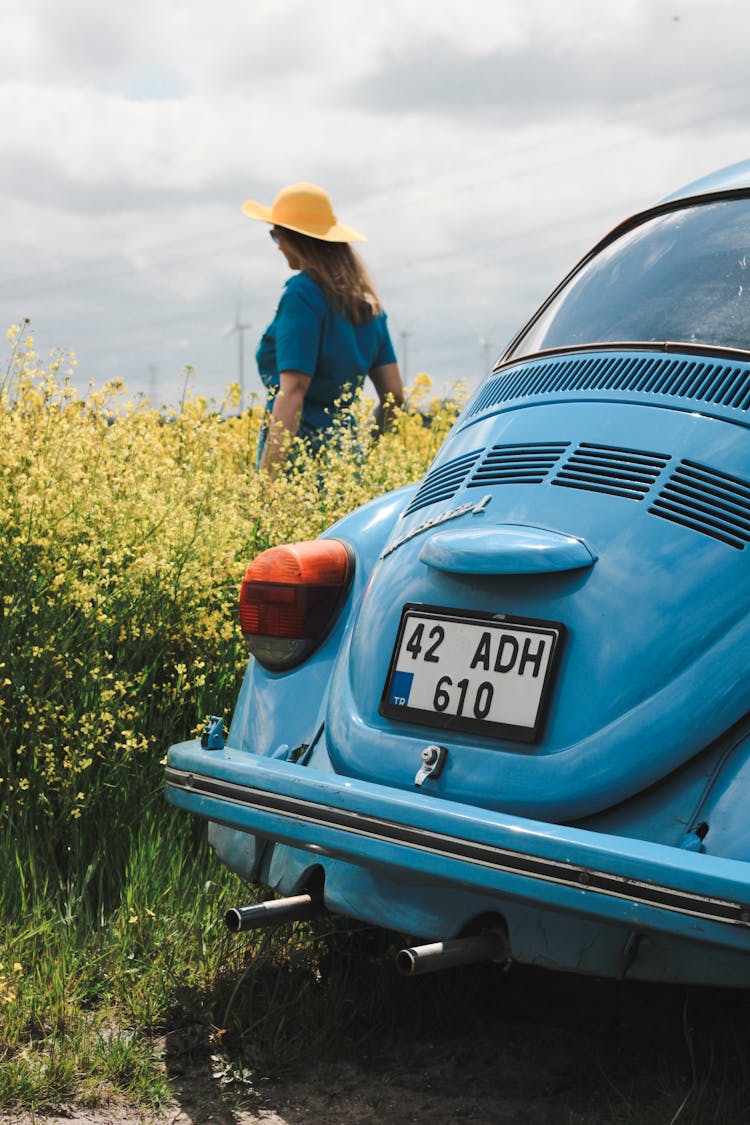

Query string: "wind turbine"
[226, 300, 252, 411]
[478, 334, 495, 375]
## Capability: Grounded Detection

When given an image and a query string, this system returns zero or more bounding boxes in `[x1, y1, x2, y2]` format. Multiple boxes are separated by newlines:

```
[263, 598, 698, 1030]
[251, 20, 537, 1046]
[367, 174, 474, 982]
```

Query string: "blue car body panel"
[660, 156, 750, 201]
[166, 162, 750, 986]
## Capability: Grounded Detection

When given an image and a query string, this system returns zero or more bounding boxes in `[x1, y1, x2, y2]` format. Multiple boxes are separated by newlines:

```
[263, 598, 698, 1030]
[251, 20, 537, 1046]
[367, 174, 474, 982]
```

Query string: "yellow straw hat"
[242, 182, 366, 243]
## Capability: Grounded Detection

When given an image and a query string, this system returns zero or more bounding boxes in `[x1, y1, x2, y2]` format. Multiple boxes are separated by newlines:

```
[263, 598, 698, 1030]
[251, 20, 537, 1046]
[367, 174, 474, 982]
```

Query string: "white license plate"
[380, 605, 563, 743]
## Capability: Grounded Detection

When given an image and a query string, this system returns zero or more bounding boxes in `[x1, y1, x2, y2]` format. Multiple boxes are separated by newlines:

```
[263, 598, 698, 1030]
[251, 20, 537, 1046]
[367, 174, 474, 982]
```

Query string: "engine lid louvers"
[401, 434, 750, 553]
[650, 460, 750, 549]
[467, 442, 569, 487]
[551, 443, 671, 500]
[466, 351, 750, 422]
[402, 450, 483, 516]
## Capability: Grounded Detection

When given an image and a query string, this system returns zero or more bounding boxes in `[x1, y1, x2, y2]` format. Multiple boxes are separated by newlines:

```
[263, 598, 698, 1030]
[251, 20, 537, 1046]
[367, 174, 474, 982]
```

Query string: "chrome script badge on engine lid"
[380, 604, 564, 743]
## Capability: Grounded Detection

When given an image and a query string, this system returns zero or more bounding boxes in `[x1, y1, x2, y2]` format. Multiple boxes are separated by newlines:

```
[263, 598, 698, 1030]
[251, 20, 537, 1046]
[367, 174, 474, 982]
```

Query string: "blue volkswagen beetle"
[166, 160, 750, 986]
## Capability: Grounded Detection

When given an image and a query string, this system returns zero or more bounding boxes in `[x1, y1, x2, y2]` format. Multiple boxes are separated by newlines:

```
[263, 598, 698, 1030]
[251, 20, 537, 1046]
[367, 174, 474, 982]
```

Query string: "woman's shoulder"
[283, 271, 327, 312]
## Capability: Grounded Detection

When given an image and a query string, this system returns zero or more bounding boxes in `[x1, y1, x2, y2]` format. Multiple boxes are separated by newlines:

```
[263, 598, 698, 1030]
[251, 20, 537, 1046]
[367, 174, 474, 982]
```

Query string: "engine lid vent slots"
[551, 443, 671, 500]
[650, 459, 750, 549]
[467, 442, 570, 488]
[467, 351, 750, 420]
[402, 449, 483, 516]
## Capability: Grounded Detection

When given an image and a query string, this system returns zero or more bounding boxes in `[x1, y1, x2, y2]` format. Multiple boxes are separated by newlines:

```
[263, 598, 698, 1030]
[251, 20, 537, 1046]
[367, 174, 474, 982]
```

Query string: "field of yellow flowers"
[0, 327, 462, 1110]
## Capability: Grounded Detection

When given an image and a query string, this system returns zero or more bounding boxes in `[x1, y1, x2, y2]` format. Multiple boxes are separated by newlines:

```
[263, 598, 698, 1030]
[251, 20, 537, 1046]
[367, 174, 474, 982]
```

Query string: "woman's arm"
[369, 362, 404, 432]
[259, 369, 312, 474]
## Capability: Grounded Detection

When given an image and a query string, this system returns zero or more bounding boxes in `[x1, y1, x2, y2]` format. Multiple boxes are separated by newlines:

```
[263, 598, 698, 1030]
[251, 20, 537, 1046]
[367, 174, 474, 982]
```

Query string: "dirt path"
[7, 968, 750, 1124]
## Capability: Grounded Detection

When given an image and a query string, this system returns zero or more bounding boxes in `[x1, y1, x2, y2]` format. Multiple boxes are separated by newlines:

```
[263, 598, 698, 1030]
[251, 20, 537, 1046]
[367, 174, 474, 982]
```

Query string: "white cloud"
[0, 0, 749, 403]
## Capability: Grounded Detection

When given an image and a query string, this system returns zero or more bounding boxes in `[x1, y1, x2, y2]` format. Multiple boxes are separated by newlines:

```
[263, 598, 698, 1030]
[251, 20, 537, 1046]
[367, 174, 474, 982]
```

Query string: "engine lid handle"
[419, 524, 597, 576]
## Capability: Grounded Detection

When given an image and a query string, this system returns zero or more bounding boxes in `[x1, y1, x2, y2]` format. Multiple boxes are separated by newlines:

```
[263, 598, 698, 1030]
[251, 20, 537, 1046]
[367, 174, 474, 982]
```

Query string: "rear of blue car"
[166, 163, 750, 986]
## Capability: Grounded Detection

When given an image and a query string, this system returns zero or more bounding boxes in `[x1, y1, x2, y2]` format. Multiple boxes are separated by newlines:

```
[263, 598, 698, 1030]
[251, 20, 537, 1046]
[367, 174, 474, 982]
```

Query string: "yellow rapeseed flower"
[1, 342, 457, 835]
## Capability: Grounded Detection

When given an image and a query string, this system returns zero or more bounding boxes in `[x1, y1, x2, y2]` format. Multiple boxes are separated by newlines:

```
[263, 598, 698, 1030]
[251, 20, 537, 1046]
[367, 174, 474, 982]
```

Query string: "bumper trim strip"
[165, 765, 750, 929]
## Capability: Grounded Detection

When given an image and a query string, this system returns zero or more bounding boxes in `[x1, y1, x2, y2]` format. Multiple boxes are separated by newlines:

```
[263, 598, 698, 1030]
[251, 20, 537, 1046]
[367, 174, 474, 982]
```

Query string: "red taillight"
[239, 539, 354, 670]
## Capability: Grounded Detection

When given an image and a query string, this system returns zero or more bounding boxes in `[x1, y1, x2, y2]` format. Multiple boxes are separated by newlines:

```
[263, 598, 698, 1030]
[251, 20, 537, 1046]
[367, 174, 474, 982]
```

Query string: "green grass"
[3, 816, 750, 1120]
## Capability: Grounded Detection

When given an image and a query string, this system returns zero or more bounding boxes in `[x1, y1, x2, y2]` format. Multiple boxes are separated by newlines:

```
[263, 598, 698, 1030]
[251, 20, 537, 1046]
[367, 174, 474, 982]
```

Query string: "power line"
[0, 224, 241, 293]
[2, 76, 748, 303]
[80, 302, 232, 343]
[336, 77, 750, 219]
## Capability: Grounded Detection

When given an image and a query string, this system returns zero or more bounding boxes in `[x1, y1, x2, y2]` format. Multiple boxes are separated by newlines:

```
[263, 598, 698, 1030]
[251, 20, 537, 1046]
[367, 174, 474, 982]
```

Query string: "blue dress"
[256, 272, 397, 455]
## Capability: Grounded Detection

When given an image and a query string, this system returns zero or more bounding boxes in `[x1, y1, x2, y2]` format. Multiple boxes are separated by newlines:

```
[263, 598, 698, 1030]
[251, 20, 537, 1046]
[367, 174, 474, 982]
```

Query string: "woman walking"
[243, 182, 404, 473]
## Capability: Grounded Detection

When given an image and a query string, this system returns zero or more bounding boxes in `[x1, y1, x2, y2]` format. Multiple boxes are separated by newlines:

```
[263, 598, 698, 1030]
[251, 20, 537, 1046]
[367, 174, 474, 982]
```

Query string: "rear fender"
[227, 484, 416, 758]
[690, 727, 750, 860]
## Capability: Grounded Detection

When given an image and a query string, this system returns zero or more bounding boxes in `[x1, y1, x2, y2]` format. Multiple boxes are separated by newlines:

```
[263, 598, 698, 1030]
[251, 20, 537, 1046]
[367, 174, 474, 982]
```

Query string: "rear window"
[506, 197, 750, 361]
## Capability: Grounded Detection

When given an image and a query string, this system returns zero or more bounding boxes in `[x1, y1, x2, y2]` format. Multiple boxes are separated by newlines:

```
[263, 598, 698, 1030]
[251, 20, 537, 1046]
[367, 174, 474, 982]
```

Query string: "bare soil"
[7, 967, 750, 1124]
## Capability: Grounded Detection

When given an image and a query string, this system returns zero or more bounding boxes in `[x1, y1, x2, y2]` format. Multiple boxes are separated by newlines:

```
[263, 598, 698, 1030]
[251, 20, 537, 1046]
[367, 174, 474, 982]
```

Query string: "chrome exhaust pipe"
[225, 893, 326, 933]
[396, 931, 507, 977]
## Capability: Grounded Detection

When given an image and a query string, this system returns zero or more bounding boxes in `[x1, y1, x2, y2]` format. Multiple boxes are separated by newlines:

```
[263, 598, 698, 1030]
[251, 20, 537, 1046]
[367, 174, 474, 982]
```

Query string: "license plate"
[379, 605, 563, 743]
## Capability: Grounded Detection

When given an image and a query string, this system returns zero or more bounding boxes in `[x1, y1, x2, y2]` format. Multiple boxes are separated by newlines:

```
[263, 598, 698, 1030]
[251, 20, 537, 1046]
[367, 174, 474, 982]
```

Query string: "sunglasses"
[269, 229, 281, 244]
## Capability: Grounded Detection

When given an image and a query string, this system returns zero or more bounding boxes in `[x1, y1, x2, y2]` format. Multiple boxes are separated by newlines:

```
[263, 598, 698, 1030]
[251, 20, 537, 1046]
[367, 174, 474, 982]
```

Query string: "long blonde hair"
[280, 228, 382, 324]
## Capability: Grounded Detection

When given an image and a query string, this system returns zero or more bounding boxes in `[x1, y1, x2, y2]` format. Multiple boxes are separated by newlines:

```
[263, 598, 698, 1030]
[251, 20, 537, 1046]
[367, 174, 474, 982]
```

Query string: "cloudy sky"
[1, 0, 749, 407]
